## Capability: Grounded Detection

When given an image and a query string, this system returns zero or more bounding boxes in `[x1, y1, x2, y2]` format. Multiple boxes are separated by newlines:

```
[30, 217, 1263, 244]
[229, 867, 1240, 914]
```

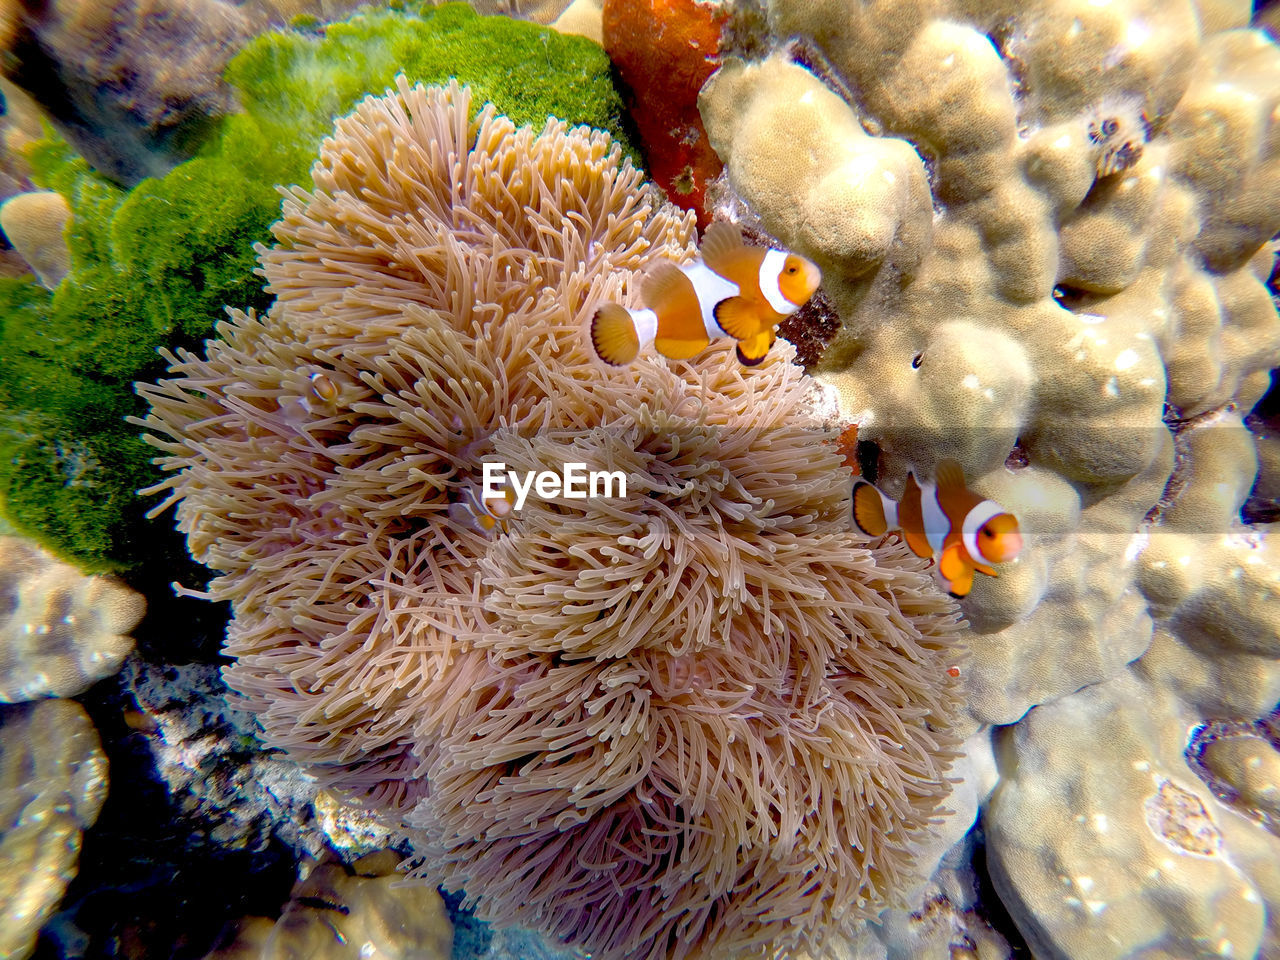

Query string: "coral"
[136, 80, 968, 960]
[986, 416, 1280, 959]
[701, 58, 933, 288]
[552, 0, 602, 41]
[985, 665, 1277, 960]
[1200, 733, 1280, 828]
[700, 4, 1280, 717]
[0, 1, 634, 572]
[0, 698, 108, 960]
[698, 2, 1280, 956]
[0, 189, 71, 288]
[603, 0, 728, 226]
[205, 852, 454, 960]
[0, 535, 141, 700]
[0, 79, 45, 195]
[0, 0, 255, 186]
[467, 0, 576, 23]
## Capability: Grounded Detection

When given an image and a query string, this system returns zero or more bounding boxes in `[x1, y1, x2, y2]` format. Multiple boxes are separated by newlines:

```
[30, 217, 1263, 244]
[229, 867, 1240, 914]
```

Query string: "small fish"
[448, 481, 516, 535]
[590, 221, 821, 367]
[851, 459, 1022, 598]
[1085, 98, 1149, 178]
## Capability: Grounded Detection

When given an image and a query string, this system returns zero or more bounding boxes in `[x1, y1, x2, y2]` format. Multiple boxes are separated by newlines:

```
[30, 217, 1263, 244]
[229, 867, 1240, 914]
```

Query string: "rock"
[0, 698, 107, 960]
[0, 535, 141, 702]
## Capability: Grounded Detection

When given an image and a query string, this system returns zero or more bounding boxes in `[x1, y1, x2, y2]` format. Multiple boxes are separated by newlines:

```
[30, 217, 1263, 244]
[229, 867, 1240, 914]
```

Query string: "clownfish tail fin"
[935, 458, 966, 491]
[590, 303, 640, 365]
[852, 480, 891, 537]
[699, 220, 745, 273]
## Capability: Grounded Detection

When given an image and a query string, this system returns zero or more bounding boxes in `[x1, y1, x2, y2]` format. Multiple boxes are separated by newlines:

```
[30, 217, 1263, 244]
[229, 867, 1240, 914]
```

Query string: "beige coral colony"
[1, 0, 1279, 958]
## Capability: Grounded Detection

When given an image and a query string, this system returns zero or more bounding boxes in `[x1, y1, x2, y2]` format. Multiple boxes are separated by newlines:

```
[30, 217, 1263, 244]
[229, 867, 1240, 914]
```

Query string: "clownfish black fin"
[699, 220, 745, 274]
[935, 458, 967, 491]
[716, 296, 768, 341]
[590, 303, 639, 365]
[734, 328, 774, 366]
[852, 481, 889, 537]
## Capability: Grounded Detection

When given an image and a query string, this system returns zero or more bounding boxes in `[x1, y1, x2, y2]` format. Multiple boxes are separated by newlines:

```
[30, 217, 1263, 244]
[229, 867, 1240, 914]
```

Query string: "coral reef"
[0, 0, 375, 187]
[0, 698, 108, 960]
[0, 535, 141, 701]
[0, 0, 253, 186]
[603, 0, 727, 226]
[0, 190, 70, 288]
[699, 1, 1280, 957]
[136, 79, 969, 960]
[206, 851, 453, 960]
[0, 1, 633, 572]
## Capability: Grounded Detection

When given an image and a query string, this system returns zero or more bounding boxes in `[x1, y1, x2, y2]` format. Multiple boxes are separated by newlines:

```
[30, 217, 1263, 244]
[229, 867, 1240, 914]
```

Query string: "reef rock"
[0, 0, 253, 186]
[0, 698, 107, 960]
[206, 851, 453, 960]
[125, 658, 393, 859]
[0, 535, 141, 701]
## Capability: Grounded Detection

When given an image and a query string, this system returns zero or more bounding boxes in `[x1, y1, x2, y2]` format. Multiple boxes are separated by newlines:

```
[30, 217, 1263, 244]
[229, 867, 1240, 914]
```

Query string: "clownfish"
[851, 459, 1022, 598]
[590, 221, 821, 367]
[448, 481, 516, 535]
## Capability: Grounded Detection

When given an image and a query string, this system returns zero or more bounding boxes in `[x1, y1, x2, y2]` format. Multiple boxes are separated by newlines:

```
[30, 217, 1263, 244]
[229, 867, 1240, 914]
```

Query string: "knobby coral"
[699, 4, 1280, 956]
[136, 79, 965, 960]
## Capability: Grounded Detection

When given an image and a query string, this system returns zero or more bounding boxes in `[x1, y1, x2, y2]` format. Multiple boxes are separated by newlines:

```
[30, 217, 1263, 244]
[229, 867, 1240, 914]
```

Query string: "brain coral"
[136, 79, 967, 959]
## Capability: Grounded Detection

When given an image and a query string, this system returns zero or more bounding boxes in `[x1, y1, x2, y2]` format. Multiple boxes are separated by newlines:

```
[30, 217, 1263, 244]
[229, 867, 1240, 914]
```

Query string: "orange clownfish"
[590, 221, 821, 367]
[851, 459, 1022, 598]
[448, 481, 516, 535]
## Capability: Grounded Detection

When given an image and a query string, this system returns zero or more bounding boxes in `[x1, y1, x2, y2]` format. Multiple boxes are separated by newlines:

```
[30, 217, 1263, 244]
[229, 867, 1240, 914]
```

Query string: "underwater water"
[0, 0, 1277, 959]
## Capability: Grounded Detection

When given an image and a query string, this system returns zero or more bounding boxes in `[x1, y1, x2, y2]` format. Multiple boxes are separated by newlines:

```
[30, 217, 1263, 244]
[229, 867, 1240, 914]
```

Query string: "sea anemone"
[136, 79, 966, 960]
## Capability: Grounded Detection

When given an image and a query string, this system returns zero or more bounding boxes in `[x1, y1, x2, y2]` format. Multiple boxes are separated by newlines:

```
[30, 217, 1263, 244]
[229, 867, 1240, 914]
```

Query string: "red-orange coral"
[603, 0, 726, 228]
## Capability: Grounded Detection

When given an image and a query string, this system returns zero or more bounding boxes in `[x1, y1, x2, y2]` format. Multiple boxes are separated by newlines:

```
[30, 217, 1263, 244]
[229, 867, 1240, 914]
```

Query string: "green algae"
[0, 2, 631, 572]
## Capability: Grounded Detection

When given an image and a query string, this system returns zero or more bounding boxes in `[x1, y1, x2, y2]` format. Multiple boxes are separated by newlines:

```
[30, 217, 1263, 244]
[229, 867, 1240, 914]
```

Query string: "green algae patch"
[0, 2, 633, 572]
[224, 2, 639, 182]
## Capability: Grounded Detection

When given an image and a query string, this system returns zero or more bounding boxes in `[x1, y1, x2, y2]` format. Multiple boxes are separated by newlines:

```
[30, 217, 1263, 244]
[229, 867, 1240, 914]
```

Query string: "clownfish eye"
[785, 265, 798, 273]
[982, 527, 995, 538]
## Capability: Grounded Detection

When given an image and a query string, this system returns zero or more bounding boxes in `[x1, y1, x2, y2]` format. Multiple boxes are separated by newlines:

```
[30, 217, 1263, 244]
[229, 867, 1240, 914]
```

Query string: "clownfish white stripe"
[681, 261, 739, 338]
[880, 490, 899, 530]
[962, 499, 1005, 563]
[920, 482, 950, 556]
[632, 308, 659, 350]
[758, 249, 794, 316]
